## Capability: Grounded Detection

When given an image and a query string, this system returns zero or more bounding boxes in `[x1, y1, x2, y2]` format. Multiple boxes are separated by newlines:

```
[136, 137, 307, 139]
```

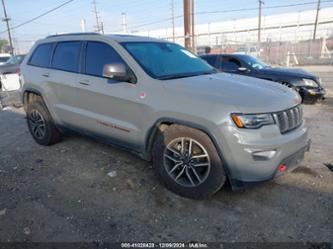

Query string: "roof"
[200, 53, 253, 58]
[106, 34, 165, 42]
[42, 32, 167, 43]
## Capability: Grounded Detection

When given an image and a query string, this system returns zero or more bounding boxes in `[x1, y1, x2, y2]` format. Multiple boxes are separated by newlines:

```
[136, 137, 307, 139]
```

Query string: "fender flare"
[22, 88, 43, 103]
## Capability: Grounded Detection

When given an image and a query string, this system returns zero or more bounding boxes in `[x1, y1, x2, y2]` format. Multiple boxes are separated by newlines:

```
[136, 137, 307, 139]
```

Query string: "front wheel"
[152, 124, 226, 199]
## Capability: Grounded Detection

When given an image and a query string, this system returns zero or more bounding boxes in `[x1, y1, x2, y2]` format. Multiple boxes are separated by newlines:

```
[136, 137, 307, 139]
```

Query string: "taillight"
[16, 67, 21, 76]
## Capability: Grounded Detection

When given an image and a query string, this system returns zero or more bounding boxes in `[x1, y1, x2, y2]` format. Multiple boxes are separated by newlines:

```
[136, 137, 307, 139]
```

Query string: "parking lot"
[0, 66, 332, 242]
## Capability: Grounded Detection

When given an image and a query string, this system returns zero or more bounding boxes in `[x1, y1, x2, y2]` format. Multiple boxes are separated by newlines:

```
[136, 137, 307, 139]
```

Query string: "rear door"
[74, 41, 141, 148]
[46, 41, 83, 126]
[23, 43, 55, 113]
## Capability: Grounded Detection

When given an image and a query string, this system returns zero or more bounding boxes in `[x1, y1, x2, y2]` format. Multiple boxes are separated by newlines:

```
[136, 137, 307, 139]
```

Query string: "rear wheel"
[152, 124, 226, 199]
[26, 100, 62, 145]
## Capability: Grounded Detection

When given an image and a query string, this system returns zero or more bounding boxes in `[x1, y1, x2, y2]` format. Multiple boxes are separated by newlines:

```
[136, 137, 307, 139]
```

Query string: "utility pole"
[257, 0, 264, 56]
[313, 0, 321, 40]
[1, 0, 14, 55]
[92, 0, 102, 33]
[80, 18, 86, 32]
[191, 0, 195, 53]
[121, 12, 128, 33]
[100, 22, 104, 34]
[171, 0, 175, 42]
[183, 0, 191, 50]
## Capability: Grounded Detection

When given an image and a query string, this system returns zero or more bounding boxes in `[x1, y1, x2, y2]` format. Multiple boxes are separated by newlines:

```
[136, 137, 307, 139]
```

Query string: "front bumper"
[214, 121, 310, 190]
[300, 87, 325, 103]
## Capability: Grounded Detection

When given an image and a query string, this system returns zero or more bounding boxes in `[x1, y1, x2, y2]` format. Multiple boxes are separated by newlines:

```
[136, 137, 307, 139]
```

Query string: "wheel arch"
[144, 118, 235, 186]
[22, 88, 45, 111]
[146, 118, 220, 155]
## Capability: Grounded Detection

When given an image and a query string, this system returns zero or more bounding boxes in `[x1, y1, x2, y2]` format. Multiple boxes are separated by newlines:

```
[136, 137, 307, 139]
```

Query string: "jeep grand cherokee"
[20, 33, 310, 198]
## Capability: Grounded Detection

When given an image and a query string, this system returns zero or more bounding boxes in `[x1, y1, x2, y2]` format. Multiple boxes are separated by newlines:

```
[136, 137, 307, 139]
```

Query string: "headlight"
[303, 79, 318, 87]
[231, 113, 275, 129]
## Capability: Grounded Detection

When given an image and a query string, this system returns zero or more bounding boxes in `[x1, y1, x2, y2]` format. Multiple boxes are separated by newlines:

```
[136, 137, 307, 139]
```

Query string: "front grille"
[273, 105, 303, 134]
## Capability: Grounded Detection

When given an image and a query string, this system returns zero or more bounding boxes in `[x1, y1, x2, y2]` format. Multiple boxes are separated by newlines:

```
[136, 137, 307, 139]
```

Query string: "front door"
[74, 41, 143, 148]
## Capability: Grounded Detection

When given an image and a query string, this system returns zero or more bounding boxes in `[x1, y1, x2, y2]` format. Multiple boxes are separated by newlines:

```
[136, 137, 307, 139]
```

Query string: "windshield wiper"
[158, 71, 216, 80]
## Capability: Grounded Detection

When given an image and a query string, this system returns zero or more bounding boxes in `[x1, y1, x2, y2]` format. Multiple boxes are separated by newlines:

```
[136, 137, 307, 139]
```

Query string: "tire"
[26, 99, 62, 145]
[152, 124, 226, 199]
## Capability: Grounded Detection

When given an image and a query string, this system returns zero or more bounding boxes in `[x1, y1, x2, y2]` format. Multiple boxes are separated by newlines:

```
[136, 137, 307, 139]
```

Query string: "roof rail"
[46, 32, 100, 38]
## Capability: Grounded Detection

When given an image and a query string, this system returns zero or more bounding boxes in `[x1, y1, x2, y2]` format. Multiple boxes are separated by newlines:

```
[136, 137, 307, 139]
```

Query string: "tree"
[0, 39, 8, 53]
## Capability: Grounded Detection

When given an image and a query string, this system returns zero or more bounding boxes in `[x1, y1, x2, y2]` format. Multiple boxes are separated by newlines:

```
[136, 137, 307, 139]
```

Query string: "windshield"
[6, 55, 25, 65]
[121, 42, 215, 80]
[241, 55, 269, 70]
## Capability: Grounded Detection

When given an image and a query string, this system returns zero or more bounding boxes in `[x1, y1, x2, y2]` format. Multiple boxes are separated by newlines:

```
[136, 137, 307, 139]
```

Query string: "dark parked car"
[0, 54, 25, 75]
[200, 54, 325, 104]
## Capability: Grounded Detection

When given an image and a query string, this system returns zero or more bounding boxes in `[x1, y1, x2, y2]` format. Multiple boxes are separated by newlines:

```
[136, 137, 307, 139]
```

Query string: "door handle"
[79, 79, 90, 86]
[41, 73, 50, 78]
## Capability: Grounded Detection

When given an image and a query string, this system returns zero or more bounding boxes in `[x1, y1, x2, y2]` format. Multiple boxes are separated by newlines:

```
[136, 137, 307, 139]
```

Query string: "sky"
[1, 0, 333, 52]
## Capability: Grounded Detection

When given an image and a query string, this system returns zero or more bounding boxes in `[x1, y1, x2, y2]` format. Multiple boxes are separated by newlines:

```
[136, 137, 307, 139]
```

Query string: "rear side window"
[52, 41, 81, 72]
[85, 41, 126, 77]
[29, 43, 53, 67]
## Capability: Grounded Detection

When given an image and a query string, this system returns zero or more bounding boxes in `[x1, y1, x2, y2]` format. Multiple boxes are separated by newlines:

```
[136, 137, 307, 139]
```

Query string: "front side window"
[52, 41, 81, 72]
[85, 41, 125, 77]
[221, 57, 241, 71]
[29, 43, 53, 67]
[122, 42, 215, 80]
[203, 55, 218, 68]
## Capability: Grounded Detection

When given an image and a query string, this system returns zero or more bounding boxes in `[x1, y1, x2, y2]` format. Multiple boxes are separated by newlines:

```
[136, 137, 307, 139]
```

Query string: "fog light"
[251, 150, 277, 161]
[278, 164, 287, 172]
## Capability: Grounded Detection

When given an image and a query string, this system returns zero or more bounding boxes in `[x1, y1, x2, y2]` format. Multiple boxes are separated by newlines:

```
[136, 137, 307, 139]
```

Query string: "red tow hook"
[278, 164, 287, 172]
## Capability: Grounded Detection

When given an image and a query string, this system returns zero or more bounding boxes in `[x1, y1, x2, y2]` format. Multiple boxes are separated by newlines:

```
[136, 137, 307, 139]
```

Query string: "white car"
[0, 53, 11, 65]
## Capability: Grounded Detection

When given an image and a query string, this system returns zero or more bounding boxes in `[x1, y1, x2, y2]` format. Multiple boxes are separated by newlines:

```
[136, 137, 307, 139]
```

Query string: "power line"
[0, 0, 75, 34]
[123, 0, 333, 31]
[195, 0, 333, 15]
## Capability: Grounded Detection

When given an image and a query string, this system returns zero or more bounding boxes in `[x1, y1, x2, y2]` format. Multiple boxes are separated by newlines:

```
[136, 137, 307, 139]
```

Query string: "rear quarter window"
[29, 43, 53, 67]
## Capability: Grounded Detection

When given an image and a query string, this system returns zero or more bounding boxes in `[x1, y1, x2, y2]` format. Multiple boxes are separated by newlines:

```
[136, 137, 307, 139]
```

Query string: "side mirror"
[103, 63, 130, 82]
[238, 67, 248, 73]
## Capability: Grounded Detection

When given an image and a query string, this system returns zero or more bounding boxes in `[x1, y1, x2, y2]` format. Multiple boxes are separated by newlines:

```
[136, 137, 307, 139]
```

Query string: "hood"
[260, 67, 317, 80]
[163, 73, 301, 113]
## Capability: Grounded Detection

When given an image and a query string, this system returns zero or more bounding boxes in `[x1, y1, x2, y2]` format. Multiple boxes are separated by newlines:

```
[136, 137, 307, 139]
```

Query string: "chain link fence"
[154, 13, 333, 66]
[193, 36, 333, 66]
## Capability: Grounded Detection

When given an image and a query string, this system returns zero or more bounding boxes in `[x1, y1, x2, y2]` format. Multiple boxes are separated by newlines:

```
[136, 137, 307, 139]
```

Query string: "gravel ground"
[0, 66, 332, 243]
[0, 91, 22, 110]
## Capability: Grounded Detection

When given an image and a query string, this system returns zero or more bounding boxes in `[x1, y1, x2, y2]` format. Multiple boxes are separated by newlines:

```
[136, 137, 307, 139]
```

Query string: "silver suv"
[20, 33, 310, 198]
